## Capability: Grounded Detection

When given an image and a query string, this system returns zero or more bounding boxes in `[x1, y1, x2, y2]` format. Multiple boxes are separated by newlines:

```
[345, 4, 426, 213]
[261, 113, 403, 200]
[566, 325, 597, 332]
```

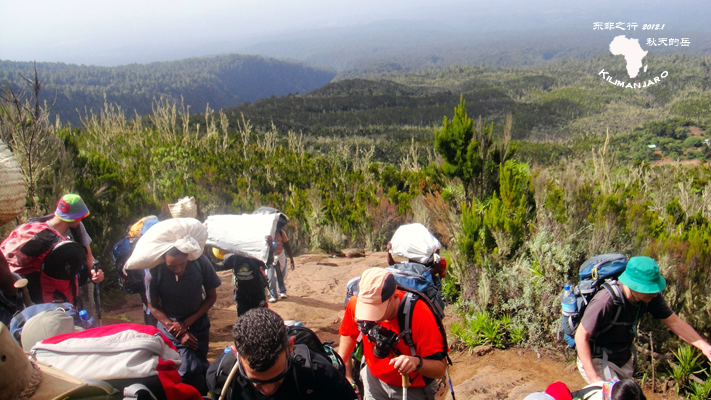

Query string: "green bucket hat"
[618, 256, 666, 294]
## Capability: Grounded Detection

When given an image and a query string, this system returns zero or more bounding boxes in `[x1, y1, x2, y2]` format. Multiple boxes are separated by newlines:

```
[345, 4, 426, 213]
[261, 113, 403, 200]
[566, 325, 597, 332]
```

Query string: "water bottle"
[79, 310, 98, 329]
[561, 284, 577, 314]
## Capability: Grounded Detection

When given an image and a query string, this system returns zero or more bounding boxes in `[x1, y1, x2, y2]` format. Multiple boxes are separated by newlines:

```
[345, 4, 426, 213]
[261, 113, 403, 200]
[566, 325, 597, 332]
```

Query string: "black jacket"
[207, 344, 356, 400]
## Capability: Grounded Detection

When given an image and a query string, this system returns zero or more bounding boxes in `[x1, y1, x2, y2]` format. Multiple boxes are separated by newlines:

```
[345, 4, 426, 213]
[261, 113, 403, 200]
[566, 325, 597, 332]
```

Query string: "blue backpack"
[386, 262, 445, 319]
[10, 301, 80, 342]
[560, 254, 628, 348]
[113, 218, 160, 295]
[112, 236, 146, 295]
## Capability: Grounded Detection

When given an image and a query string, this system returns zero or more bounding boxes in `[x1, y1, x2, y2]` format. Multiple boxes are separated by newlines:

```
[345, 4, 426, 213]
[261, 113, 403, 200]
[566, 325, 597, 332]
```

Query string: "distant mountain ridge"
[221, 53, 711, 146]
[0, 54, 336, 125]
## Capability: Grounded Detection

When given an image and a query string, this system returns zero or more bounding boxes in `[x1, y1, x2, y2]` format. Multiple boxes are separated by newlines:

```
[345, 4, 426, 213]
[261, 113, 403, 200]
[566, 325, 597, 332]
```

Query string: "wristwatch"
[414, 355, 423, 371]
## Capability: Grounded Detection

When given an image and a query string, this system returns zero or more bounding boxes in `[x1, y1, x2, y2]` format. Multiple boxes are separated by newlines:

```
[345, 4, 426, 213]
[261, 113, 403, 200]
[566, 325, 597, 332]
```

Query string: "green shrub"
[683, 136, 703, 148]
[669, 345, 705, 396]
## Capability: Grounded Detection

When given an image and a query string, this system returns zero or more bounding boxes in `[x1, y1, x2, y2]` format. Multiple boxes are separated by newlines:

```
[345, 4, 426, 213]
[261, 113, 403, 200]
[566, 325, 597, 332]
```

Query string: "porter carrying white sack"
[390, 223, 441, 264]
[168, 196, 198, 219]
[124, 218, 207, 270]
[204, 214, 279, 264]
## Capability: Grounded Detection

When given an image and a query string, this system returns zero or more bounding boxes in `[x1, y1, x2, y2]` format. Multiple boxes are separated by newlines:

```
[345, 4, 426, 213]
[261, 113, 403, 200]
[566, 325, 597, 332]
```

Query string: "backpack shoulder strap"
[571, 386, 602, 400]
[292, 343, 316, 398]
[194, 257, 203, 272]
[594, 282, 628, 338]
[208, 349, 238, 400]
[156, 265, 162, 287]
[397, 289, 452, 365]
[602, 282, 626, 321]
[603, 281, 625, 306]
[398, 291, 418, 357]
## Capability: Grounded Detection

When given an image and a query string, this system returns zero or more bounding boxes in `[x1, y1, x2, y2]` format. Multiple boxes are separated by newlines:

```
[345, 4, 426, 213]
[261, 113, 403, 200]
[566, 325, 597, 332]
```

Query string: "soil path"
[103, 251, 672, 400]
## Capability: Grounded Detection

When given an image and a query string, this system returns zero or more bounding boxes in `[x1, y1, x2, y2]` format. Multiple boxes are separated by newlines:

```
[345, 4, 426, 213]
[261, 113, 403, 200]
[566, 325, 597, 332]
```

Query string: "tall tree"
[434, 95, 481, 203]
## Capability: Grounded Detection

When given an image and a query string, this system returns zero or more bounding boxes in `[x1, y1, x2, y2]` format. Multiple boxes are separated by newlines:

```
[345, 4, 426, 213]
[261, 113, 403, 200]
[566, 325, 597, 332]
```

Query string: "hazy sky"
[0, 0, 461, 64]
[0, 0, 706, 66]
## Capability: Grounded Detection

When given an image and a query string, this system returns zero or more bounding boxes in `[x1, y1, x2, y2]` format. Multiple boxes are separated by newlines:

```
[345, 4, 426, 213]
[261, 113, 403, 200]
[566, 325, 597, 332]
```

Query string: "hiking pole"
[402, 374, 410, 400]
[92, 260, 102, 326]
[446, 366, 456, 400]
[219, 355, 240, 400]
[14, 278, 34, 310]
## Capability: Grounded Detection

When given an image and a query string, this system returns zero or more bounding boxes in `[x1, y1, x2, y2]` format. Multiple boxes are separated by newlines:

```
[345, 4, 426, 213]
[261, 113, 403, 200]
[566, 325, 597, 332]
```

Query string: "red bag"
[1, 222, 66, 275]
[31, 324, 202, 400]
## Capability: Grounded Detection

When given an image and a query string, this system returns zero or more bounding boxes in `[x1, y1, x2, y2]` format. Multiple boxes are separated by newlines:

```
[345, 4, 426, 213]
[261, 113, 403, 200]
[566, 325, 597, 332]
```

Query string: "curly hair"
[232, 308, 288, 372]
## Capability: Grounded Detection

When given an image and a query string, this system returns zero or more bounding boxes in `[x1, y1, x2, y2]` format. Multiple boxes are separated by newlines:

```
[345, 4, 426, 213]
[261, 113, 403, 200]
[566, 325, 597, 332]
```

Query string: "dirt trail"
[103, 251, 671, 400]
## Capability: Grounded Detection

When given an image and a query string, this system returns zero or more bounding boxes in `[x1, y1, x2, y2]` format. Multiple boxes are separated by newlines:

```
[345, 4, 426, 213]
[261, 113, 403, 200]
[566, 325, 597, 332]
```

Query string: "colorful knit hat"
[55, 194, 90, 222]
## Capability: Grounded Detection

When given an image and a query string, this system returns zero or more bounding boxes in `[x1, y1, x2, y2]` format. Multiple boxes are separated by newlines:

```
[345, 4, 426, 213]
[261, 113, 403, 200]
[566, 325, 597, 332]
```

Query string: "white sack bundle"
[124, 218, 207, 270]
[168, 196, 198, 218]
[204, 214, 278, 264]
[390, 223, 441, 264]
[0, 139, 27, 225]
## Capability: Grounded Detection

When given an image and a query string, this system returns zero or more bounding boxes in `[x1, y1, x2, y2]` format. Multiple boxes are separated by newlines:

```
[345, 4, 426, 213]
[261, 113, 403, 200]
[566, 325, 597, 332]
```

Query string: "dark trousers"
[158, 314, 211, 395]
[235, 291, 266, 317]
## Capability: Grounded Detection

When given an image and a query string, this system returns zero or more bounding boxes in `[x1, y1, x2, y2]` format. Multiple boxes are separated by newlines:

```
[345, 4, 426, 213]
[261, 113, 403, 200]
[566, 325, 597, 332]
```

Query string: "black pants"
[235, 291, 266, 317]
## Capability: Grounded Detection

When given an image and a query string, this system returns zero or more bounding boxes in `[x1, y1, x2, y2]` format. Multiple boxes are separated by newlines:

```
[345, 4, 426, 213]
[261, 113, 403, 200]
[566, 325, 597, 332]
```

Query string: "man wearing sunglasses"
[338, 268, 447, 400]
[225, 307, 357, 399]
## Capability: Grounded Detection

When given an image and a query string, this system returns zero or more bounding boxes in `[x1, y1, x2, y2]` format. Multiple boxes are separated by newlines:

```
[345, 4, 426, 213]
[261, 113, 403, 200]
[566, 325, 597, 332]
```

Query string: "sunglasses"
[238, 352, 293, 385]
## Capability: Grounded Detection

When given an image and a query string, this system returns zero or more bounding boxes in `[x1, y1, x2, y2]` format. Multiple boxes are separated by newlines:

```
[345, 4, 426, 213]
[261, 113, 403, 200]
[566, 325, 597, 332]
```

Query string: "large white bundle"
[390, 223, 441, 264]
[204, 214, 278, 264]
[168, 196, 198, 218]
[124, 218, 207, 270]
[0, 139, 27, 225]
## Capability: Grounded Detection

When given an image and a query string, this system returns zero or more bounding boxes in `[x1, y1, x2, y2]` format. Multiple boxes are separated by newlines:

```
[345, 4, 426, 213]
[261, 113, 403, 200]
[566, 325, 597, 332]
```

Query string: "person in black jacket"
[211, 307, 356, 400]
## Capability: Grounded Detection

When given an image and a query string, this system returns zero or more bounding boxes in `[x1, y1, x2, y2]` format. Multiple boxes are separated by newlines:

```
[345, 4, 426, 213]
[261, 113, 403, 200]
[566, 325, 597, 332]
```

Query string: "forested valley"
[0, 55, 335, 125]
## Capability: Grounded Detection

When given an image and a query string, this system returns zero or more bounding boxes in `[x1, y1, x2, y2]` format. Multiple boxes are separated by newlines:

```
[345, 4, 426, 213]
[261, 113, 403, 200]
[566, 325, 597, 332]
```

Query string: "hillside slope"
[0, 55, 336, 125]
[222, 54, 711, 145]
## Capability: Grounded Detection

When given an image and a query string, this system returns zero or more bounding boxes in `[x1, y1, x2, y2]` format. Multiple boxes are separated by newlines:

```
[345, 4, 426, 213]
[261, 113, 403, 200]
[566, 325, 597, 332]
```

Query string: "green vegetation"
[4, 54, 711, 392]
[670, 345, 706, 396]
[216, 54, 711, 167]
[451, 311, 525, 351]
[0, 56, 335, 125]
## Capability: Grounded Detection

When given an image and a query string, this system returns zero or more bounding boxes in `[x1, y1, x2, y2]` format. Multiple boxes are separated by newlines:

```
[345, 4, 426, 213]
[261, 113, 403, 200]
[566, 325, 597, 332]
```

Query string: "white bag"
[0, 139, 27, 225]
[124, 218, 207, 270]
[390, 223, 441, 264]
[31, 325, 182, 381]
[204, 214, 279, 264]
[168, 196, 198, 219]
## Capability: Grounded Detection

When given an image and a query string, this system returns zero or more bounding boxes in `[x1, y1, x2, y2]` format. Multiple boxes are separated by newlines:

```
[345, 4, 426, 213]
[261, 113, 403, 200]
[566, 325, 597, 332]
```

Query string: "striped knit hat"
[55, 194, 90, 222]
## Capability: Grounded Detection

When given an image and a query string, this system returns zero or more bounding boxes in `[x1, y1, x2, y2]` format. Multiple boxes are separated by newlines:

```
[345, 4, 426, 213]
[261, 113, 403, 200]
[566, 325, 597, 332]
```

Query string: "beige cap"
[355, 268, 397, 321]
[0, 323, 86, 400]
[21, 309, 83, 352]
